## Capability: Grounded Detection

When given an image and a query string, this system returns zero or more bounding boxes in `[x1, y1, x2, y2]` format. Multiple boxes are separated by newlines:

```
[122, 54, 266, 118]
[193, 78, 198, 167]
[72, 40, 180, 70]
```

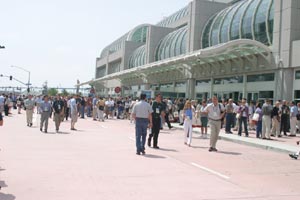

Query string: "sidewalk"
[172, 123, 300, 154]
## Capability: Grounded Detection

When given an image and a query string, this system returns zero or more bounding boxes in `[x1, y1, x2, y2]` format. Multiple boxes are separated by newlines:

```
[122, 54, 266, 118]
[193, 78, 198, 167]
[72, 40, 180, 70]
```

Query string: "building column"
[210, 77, 214, 98]
[275, 68, 294, 101]
[243, 74, 247, 98]
[186, 78, 195, 99]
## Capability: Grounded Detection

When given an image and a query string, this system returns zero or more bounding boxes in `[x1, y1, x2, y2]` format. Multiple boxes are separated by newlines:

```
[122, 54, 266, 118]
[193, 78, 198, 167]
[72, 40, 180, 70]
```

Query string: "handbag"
[236, 113, 241, 119]
[252, 113, 260, 121]
[173, 111, 179, 118]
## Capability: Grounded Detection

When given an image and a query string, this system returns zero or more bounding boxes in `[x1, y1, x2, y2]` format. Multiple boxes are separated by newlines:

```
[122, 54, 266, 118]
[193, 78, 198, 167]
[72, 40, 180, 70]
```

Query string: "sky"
[0, 0, 232, 89]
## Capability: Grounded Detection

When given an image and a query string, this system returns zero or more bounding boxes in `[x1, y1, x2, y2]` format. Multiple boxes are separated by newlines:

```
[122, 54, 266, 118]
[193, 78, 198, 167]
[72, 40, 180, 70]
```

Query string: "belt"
[209, 118, 221, 121]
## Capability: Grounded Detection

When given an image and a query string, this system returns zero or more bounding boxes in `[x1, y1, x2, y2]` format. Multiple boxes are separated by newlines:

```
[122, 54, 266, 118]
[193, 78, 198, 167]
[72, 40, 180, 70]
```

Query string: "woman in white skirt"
[183, 100, 193, 147]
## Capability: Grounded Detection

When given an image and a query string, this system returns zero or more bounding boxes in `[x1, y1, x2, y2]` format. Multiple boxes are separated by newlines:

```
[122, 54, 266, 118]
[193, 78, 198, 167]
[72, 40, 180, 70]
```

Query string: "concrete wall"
[123, 41, 145, 70]
[292, 40, 300, 67]
[146, 26, 175, 63]
[189, 0, 227, 51]
[272, 0, 300, 101]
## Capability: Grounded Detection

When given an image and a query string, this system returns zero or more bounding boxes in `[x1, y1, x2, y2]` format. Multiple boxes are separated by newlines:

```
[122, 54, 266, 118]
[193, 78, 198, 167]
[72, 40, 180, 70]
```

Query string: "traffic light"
[9, 76, 12, 80]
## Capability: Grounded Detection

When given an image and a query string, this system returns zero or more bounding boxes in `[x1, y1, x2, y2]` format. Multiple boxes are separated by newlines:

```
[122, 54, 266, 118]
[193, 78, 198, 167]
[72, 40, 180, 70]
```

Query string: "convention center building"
[84, 0, 300, 102]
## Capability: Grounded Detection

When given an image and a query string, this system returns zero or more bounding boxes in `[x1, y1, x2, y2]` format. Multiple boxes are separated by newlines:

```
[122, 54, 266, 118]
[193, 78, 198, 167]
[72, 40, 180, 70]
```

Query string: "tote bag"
[252, 113, 260, 121]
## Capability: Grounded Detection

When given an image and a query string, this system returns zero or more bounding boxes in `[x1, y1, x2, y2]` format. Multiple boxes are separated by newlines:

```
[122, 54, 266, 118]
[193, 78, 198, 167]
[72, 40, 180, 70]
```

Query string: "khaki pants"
[290, 117, 297, 135]
[271, 117, 280, 137]
[209, 120, 221, 148]
[93, 106, 98, 119]
[262, 115, 271, 139]
[54, 113, 62, 131]
[26, 109, 33, 124]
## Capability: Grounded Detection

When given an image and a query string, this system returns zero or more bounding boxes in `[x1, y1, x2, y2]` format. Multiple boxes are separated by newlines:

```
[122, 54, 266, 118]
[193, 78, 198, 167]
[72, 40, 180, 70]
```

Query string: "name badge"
[45, 107, 49, 112]
[156, 108, 160, 114]
[213, 111, 218, 117]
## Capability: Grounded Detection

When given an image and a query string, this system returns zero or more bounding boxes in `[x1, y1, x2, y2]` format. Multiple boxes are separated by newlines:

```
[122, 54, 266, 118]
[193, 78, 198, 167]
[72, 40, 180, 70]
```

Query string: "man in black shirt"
[280, 100, 290, 136]
[148, 94, 164, 149]
[52, 94, 65, 133]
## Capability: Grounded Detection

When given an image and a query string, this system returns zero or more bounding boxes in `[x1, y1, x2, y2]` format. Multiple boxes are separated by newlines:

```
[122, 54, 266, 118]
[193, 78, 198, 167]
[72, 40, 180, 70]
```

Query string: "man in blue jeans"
[132, 94, 153, 155]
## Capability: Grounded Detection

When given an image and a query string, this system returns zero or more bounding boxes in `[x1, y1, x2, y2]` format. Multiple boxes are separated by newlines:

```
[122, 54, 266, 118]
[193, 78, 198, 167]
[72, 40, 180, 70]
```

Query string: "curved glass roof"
[100, 25, 150, 58]
[128, 45, 146, 68]
[202, 0, 274, 49]
[156, 6, 189, 27]
[155, 26, 187, 61]
[127, 24, 150, 43]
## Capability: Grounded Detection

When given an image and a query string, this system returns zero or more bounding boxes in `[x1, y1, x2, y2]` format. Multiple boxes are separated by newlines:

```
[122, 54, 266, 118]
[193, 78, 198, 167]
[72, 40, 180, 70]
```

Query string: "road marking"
[190, 162, 230, 180]
[128, 137, 135, 141]
[101, 125, 107, 129]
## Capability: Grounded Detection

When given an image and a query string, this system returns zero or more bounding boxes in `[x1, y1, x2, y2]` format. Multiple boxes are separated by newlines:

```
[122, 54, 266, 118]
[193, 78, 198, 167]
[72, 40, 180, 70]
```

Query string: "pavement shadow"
[58, 131, 71, 134]
[143, 154, 166, 159]
[0, 193, 16, 200]
[217, 151, 242, 156]
[191, 146, 207, 149]
[0, 180, 8, 188]
[157, 148, 177, 152]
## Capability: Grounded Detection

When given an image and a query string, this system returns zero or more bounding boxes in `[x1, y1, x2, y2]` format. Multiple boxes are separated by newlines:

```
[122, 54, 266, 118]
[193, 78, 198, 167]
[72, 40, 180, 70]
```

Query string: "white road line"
[128, 137, 135, 141]
[190, 162, 230, 180]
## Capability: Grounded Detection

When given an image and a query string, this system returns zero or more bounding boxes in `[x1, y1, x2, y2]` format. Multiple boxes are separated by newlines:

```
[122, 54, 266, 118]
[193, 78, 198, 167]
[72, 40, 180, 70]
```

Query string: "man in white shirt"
[70, 95, 78, 130]
[204, 96, 225, 152]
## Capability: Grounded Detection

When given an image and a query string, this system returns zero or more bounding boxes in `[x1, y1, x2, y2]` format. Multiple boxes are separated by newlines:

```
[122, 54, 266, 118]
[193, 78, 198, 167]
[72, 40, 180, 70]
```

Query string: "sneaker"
[289, 153, 298, 160]
[141, 150, 146, 155]
[208, 147, 214, 152]
[153, 146, 160, 149]
[136, 152, 141, 155]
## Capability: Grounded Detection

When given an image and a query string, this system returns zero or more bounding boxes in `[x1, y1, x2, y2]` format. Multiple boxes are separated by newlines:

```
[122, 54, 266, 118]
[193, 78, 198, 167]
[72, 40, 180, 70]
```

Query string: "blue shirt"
[185, 109, 193, 119]
[290, 105, 298, 117]
[40, 101, 52, 112]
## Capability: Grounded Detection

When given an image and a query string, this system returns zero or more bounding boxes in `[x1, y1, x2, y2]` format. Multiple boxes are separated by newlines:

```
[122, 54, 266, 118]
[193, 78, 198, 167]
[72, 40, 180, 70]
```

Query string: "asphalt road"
[0, 110, 299, 200]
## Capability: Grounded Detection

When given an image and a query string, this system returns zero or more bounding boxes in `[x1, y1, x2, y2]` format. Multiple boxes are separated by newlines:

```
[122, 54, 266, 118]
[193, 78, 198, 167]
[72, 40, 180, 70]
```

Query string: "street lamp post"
[11, 65, 31, 93]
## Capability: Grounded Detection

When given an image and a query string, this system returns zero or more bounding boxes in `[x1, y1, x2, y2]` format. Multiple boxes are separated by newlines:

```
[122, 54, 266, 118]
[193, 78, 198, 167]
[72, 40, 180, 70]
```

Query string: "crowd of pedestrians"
[1, 92, 300, 158]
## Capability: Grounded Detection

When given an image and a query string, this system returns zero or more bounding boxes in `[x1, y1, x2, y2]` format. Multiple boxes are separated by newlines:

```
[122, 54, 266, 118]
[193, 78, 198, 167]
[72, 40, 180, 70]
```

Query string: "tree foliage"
[48, 88, 58, 96]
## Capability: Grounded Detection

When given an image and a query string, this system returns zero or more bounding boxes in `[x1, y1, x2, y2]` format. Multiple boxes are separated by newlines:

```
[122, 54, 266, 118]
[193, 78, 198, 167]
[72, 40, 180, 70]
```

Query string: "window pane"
[196, 79, 211, 86]
[259, 91, 273, 99]
[214, 76, 243, 85]
[247, 73, 274, 82]
[295, 71, 300, 80]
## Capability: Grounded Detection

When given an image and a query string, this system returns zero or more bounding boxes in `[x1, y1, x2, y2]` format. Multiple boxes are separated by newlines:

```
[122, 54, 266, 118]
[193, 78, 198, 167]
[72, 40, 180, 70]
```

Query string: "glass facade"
[214, 76, 243, 85]
[128, 45, 146, 68]
[247, 73, 274, 82]
[202, 0, 274, 48]
[295, 90, 300, 100]
[295, 70, 300, 80]
[108, 62, 121, 75]
[196, 79, 211, 86]
[157, 6, 189, 27]
[96, 66, 106, 79]
[155, 26, 187, 61]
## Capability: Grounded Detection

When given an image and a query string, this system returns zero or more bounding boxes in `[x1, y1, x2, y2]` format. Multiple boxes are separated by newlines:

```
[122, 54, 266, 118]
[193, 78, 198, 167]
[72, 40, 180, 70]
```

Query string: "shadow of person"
[142, 154, 166, 159]
[217, 151, 242, 155]
[58, 131, 71, 134]
[157, 148, 177, 152]
[0, 180, 8, 188]
[0, 193, 16, 200]
[191, 146, 208, 149]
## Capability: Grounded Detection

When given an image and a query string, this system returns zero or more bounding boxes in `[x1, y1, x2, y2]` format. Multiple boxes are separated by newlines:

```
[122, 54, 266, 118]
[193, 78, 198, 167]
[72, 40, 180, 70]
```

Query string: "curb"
[171, 124, 298, 154]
